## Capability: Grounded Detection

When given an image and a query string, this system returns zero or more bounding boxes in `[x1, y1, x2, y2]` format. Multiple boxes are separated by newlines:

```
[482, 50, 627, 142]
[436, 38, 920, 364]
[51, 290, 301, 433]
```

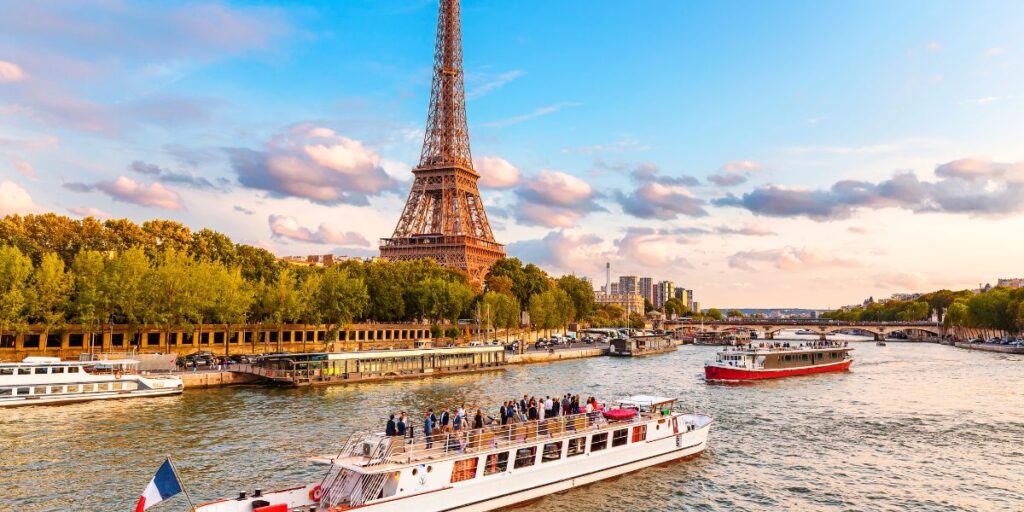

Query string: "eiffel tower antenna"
[380, 0, 505, 285]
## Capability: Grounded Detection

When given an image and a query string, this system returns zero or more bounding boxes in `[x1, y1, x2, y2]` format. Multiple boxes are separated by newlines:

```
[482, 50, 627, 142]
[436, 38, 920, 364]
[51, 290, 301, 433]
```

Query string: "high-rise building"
[610, 282, 620, 294]
[654, 280, 674, 308]
[997, 278, 1023, 289]
[638, 277, 654, 304]
[618, 275, 638, 296]
[674, 288, 691, 310]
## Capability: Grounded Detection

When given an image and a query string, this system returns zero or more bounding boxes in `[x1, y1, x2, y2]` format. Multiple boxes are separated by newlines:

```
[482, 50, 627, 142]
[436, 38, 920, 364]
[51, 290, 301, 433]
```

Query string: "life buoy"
[309, 484, 323, 502]
[114, 370, 123, 379]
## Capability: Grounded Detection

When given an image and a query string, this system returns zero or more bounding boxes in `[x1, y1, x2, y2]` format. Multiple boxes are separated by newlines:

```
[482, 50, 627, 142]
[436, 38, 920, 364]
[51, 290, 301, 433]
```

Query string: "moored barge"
[608, 335, 677, 357]
[192, 395, 711, 512]
[0, 356, 182, 407]
[704, 343, 853, 382]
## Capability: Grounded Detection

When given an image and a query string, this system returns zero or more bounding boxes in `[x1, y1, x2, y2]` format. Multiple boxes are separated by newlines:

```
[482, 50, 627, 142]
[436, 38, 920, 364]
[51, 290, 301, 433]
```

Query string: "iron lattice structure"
[380, 0, 505, 285]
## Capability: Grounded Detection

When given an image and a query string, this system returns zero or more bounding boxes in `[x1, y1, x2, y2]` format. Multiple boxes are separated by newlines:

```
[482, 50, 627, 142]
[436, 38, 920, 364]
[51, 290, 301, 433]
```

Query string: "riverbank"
[508, 347, 606, 364]
[176, 370, 261, 389]
[954, 342, 1024, 354]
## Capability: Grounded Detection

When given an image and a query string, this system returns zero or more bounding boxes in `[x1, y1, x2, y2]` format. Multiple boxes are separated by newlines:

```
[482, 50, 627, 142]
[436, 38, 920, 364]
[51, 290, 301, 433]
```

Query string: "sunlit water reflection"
[2, 338, 1022, 511]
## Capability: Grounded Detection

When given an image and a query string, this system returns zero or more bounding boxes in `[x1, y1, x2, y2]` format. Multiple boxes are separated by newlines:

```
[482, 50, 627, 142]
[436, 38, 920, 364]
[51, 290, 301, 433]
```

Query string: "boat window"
[18, 368, 30, 375]
[612, 429, 628, 447]
[52, 367, 65, 374]
[783, 355, 791, 362]
[0, 368, 12, 375]
[567, 437, 586, 457]
[632, 425, 647, 443]
[542, 442, 563, 463]
[801, 354, 809, 361]
[49, 386, 63, 394]
[17, 387, 29, 395]
[82, 384, 93, 392]
[591, 433, 608, 452]
[34, 386, 47, 395]
[67, 385, 78, 393]
[33, 367, 48, 374]
[0, 388, 11, 396]
[450, 457, 478, 483]
[483, 452, 509, 475]
[112, 382, 122, 390]
[98, 383, 109, 391]
[68, 366, 79, 373]
[513, 446, 537, 469]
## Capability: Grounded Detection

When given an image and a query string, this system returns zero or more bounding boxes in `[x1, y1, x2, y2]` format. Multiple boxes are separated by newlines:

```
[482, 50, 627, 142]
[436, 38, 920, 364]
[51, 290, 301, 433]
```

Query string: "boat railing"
[335, 410, 649, 468]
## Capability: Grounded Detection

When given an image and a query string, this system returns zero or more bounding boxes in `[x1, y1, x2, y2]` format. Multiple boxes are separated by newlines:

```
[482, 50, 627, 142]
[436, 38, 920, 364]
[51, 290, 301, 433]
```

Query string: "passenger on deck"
[473, 409, 484, 429]
[500, 401, 508, 425]
[439, 407, 451, 432]
[397, 412, 407, 437]
[386, 415, 397, 436]
[424, 410, 434, 448]
[453, 408, 463, 431]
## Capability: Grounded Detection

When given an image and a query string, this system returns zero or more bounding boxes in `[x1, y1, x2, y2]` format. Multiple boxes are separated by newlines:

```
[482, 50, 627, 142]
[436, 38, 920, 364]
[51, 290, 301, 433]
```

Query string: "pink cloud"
[8, 157, 36, 178]
[0, 181, 42, 215]
[728, 246, 860, 271]
[0, 61, 26, 82]
[67, 206, 112, 219]
[94, 176, 183, 209]
[514, 170, 603, 227]
[475, 156, 521, 189]
[268, 214, 369, 247]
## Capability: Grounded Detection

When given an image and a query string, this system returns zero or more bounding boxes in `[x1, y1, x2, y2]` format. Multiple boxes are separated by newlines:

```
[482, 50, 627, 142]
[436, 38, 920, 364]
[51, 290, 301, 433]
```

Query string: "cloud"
[466, 70, 525, 100]
[8, 157, 36, 178]
[616, 164, 706, 219]
[873, 271, 927, 290]
[65, 176, 183, 209]
[474, 156, 521, 189]
[228, 124, 398, 206]
[233, 205, 254, 215]
[514, 170, 603, 227]
[707, 160, 761, 187]
[714, 158, 1024, 220]
[615, 227, 695, 269]
[67, 206, 112, 219]
[714, 224, 776, 236]
[507, 230, 608, 274]
[0, 181, 42, 215]
[129, 159, 228, 190]
[0, 61, 26, 82]
[268, 214, 370, 247]
[481, 102, 578, 128]
[728, 247, 860, 271]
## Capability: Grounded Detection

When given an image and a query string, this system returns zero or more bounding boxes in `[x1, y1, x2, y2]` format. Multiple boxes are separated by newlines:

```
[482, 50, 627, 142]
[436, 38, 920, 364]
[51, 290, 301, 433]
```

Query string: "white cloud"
[514, 170, 603, 227]
[74, 176, 184, 209]
[8, 157, 35, 178]
[481, 102, 579, 128]
[0, 181, 42, 215]
[0, 61, 26, 82]
[466, 69, 525, 100]
[728, 246, 860, 271]
[268, 214, 370, 247]
[475, 156, 522, 189]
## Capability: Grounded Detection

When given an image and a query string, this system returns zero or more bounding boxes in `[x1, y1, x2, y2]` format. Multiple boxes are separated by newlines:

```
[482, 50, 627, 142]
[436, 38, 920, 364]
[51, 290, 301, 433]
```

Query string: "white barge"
[195, 395, 711, 512]
[0, 356, 183, 407]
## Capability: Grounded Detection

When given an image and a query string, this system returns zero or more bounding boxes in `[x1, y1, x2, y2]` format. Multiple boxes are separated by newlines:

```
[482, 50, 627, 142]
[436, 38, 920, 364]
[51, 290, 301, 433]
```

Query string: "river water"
[3, 337, 1022, 511]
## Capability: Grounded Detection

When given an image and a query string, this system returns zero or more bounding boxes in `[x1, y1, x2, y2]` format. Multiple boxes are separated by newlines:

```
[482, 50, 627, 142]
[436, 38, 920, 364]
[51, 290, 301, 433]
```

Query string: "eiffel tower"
[379, 0, 505, 285]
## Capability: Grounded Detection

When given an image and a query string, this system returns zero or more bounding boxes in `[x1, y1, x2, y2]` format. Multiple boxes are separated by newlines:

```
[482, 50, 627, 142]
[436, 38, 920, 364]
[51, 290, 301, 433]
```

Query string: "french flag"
[135, 459, 183, 512]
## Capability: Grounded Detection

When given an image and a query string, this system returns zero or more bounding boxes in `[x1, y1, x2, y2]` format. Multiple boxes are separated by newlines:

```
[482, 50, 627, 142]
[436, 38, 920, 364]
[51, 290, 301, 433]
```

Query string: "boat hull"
[704, 359, 852, 382]
[0, 387, 182, 407]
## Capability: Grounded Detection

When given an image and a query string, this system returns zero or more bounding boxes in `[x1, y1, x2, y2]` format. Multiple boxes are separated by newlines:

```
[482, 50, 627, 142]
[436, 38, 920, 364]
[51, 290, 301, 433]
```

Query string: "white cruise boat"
[194, 395, 712, 512]
[0, 356, 183, 407]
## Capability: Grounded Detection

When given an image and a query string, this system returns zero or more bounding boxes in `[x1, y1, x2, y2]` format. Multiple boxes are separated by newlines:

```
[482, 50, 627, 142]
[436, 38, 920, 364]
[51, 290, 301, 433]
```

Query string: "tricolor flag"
[135, 458, 183, 512]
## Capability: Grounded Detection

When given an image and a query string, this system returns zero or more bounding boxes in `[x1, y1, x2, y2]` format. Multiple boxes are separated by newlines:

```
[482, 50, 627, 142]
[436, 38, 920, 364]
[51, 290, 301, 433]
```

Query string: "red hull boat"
[704, 344, 853, 382]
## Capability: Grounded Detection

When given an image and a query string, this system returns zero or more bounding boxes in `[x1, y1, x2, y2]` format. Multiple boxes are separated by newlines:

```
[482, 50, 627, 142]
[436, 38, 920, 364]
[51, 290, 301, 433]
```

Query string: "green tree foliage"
[589, 304, 626, 328]
[69, 250, 111, 340]
[528, 287, 575, 334]
[28, 252, 73, 334]
[0, 245, 33, 334]
[823, 299, 933, 322]
[481, 291, 520, 339]
[726, 309, 745, 319]
[661, 298, 690, 318]
[556, 275, 595, 322]
[316, 266, 369, 342]
[703, 308, 723, 320]
[487, 258, 551, 309]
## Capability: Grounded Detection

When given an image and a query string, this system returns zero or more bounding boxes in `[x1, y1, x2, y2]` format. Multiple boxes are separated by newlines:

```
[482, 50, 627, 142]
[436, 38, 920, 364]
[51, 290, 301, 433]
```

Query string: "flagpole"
[166, 454, 197, 512]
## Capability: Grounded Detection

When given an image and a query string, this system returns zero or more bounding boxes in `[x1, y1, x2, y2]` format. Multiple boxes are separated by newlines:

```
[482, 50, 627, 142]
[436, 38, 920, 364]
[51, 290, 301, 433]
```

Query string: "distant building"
[691, 301, 701, 314]
[674, 288, 691, 309]
[594, 292, 644, 315]
[638, 277, 654, 304]
[619, 275, 638, 296]
[890, 292, 921, 302]
[653, 280, 674, 308]
[609, 282, 620, 294]
[997, 278, 1023, 289]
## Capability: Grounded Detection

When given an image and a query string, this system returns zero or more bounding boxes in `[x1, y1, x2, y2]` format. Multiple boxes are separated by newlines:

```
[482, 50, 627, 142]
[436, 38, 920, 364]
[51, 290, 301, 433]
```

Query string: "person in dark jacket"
[499, 401, 508, 425]
[385, 414, 397, 436]
[473, 409, 484, 429]
[397, 412, 407, 437]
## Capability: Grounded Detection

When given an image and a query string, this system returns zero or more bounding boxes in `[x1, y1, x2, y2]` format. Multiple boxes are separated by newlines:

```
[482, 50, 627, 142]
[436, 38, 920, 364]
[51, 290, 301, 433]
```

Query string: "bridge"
[664, 319, 944, 340]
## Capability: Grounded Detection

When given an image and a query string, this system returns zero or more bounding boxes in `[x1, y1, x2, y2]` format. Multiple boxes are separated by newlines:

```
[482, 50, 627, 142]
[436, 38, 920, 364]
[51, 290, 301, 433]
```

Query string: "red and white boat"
[704, 343, 853, 382]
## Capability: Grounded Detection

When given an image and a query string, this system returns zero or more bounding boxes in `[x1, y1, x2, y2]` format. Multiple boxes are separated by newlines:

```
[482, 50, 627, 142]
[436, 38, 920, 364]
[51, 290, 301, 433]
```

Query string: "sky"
[1, 0, 1023, 309]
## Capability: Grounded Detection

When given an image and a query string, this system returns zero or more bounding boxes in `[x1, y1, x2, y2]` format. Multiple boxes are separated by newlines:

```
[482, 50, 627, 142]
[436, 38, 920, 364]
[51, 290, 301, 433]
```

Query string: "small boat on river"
[192, 395, 712, 512]
[0, 356, 182, 407]
[704, 343, 853, 382]
[608, 334, 676, 357]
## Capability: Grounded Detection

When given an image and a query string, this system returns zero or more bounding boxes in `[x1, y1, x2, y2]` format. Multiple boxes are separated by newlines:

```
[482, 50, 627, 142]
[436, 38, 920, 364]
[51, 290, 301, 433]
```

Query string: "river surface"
[3, 336, 1023, 511]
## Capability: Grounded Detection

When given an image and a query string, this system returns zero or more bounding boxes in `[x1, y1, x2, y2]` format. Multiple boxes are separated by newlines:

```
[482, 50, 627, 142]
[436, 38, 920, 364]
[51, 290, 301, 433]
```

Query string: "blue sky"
[1, 0, 1023, 307]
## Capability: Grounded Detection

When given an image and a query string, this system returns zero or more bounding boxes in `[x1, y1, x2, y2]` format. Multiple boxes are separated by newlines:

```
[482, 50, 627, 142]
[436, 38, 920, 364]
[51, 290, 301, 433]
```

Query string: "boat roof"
[618, 395, 675, 407]
[1, 358, 139, 367]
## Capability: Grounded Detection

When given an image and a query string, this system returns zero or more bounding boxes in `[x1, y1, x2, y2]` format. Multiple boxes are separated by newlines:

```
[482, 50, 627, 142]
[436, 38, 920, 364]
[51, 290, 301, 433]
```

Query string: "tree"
[556, 275, 594, 323]
[528, 288, 574, 336]
[486, 275, 514, 297]
[70, 250, 112, 350]
[482, 291, 520, 341]
[366, 260, 405, 321]
[316, 266, 369, 343]
[28, 252, 74, 339]
[726, 309, 745, 319]
[662, 298, 690, 318]
[0, 245, 33, 336]
[147, 249, 202, 351]
[944, 300, 968, 328]
[704, 308, 723, 321]
[263, 267, 304, 351]
[190, 228, 236, 265]
[105, 246, 152, 339]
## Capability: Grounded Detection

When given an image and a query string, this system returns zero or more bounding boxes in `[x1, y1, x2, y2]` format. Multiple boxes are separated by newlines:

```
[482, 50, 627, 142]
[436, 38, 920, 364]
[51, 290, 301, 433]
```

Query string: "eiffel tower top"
[418, 0, 473, 171]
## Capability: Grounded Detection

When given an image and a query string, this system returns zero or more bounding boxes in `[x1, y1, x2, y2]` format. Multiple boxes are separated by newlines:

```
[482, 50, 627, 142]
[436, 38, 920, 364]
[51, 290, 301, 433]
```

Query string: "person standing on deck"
[424, 410, 434, 448]
[386, 415, 397, 437]
[439, 407, 451, 433]
[397, 412, 407, 437]
[473, 409, 484, 429]
[499, 402, 508, 425]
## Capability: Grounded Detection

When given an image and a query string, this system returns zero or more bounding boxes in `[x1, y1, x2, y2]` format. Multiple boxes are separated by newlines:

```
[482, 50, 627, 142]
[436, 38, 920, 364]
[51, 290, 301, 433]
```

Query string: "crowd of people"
[384, 394, 603, 444]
